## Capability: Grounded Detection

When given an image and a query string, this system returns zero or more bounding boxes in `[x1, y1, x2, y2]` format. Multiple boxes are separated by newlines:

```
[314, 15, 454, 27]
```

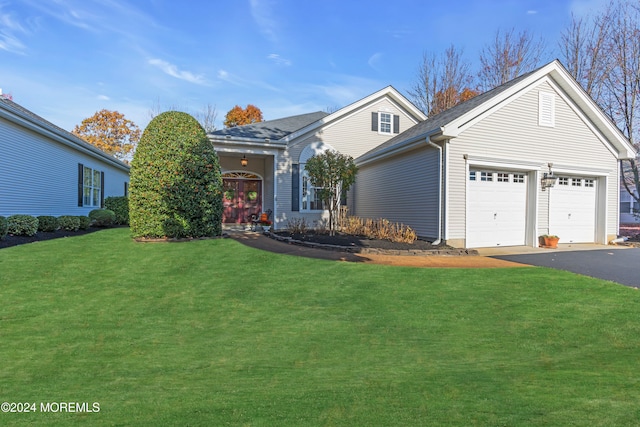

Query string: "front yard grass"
[1, 228, 639, 426]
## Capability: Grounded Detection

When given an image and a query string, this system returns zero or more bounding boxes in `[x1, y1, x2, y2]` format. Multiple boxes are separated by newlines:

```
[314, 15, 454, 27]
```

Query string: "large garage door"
[549, 176, 596, 243]
[467, 170, 528, 248]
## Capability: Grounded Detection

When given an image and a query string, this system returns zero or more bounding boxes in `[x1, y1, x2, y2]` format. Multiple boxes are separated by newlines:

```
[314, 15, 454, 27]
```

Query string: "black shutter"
[291, 164, 299, 212]
[124, 182, 129, 196]
[371, 112, 378, 132]
[100, 171, 105, 208]
[77, 163, 84, 207]
[393, 115, 400, 133]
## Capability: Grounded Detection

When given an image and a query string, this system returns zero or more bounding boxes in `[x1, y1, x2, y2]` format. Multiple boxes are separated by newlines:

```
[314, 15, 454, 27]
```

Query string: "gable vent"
[539, 91, 555, 127]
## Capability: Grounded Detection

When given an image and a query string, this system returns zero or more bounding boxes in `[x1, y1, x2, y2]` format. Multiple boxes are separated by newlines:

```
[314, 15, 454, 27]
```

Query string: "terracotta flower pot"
[541, 236, 559, 249]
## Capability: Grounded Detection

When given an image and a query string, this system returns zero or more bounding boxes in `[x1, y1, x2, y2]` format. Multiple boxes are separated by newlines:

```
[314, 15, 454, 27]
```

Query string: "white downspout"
[426, 136, 442, 245]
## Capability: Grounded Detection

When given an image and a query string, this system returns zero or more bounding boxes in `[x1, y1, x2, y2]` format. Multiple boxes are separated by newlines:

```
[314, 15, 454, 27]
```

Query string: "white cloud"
[268, 53, 291, 66]
[0, 7, 28, 54]
[368, 52, 383, 70]
[527, 10, 538, 15]
[97, 94, 110, 101]
[249, 0, 278, 42]
[148, 58, 207, 85]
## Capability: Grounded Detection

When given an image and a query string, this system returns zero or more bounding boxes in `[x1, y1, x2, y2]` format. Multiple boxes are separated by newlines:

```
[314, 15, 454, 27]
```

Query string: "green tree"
[304, 150, 358, 235]
[129, 111, 223, 238]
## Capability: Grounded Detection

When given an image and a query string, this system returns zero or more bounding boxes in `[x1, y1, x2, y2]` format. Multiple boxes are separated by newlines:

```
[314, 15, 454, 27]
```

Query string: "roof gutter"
[426, 136, 443, 246]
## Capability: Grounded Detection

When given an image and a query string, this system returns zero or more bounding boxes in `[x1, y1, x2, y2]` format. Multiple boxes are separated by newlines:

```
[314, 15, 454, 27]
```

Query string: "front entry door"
[222, 178, 262, 223]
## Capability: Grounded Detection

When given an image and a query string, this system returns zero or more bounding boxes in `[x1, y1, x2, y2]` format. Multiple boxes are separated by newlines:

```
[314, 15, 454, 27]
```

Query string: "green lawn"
[1, 228, 639, 426]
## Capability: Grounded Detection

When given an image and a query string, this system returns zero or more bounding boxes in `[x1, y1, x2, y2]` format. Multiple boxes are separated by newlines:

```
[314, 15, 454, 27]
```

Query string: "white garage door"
[549, 176, 596, 243]
[467, 170, 528, 248]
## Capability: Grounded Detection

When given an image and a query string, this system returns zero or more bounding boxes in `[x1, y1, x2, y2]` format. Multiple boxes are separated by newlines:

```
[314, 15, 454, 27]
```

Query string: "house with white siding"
[208, 86, 426, 228]
[0, 96, 130, 217]
[356, 60, 636, 248]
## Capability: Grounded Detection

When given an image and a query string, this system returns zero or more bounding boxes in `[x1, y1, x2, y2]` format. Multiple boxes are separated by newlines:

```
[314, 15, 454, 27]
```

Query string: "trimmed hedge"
[129, 111, 223, 238]
[77, 216, 91, 230]
[37, 216, 59, 232]
[58, 215, 80, 231]
[89, 209, 115, 227]
[105, 196, 129, 225]
[7, 214, 39, 236]
[0, 216, 7, 240]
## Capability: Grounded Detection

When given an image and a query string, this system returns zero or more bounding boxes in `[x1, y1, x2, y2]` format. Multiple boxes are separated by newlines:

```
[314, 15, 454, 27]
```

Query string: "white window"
[558, 177, 569, 186]
[379, 112, 392, 134]
[480, 171, 493, 182]
[497, 173, 509, 182]
[83, 166, 102, 207]
[301, 170, 326, 211]
[571, 178, 582, 187]
[469, 171, 477, 181]
[513, 174, 525, 183]
[539, 92, 555, 127]
[584, 178, 595, 188]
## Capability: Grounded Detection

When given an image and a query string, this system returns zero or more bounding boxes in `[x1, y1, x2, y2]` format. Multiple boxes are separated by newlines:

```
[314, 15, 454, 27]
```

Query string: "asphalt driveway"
[492, 248, 640, 288]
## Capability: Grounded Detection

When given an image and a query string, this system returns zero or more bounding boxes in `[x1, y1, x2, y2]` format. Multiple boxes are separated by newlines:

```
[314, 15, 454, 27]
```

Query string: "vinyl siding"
[447, 80, 619, 242]
[355, 147, 440, 239]
[279, 97, 421, 228]
[0, 117, 129, 217]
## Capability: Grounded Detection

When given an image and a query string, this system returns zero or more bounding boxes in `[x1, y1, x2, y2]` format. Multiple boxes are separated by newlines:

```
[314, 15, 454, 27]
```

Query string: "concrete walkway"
[227, 230, 529, 268]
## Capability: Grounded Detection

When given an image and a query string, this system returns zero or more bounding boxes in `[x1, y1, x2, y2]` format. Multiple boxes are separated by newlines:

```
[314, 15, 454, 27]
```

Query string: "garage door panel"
[467, 170, 527, 248]
[549, 177, 596, 243]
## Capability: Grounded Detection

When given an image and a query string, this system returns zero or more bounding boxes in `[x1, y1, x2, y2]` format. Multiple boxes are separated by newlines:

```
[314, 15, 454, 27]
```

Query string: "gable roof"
[0, 96, 130, 172]
[209, 111, 329, 140]
[209, 86, 427, 146]
[358, 60, 637, 163]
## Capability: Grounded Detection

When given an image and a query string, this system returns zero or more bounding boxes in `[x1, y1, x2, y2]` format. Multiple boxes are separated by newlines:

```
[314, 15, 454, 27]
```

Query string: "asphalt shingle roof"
[209, 111, 329, 140]
[360, 66, 541, 158]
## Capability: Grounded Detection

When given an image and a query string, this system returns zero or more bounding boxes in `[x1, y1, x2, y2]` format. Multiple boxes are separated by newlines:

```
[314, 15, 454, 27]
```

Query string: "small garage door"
[467, 170, 528, 248]
[549, 176, 596, 243]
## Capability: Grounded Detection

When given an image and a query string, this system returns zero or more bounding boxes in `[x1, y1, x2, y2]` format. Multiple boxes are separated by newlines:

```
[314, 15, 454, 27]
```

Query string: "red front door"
[222, 179, 262, 223]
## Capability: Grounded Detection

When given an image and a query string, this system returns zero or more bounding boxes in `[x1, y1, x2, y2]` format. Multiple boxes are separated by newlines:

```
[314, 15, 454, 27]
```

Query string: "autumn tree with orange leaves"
[73, 109, 141, 161]
[223, 104, 263, 127]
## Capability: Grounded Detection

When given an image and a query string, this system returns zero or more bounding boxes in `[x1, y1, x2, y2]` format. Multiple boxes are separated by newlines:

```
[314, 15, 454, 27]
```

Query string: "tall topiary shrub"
[129, 111, 223, 238]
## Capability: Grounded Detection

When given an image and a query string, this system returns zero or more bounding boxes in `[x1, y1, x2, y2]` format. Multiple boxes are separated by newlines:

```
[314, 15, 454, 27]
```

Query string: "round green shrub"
[37, 215, 59, 232]
[0, 216, 7, 240]
[7, 214, 39, 236]
[89, 209, 116, 227]
[58, 215, 80, 231]
[77, 216, 91, 230]
[129, 111, 223, 238]
[105, 196, 129, 225]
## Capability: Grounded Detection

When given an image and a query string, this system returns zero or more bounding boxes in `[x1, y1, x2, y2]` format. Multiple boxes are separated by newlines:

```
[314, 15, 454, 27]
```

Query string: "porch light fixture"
[541, 163, 557, 191]
[240, 155, 248, 167]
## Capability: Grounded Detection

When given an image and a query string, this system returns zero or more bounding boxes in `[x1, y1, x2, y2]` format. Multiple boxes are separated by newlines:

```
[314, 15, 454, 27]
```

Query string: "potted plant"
[540, 234, 560, 249]
[261, 220, 272, 233]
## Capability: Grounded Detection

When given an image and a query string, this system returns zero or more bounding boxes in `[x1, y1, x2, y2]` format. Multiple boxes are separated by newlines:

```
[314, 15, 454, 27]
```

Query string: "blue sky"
[0, 0, 610, 132]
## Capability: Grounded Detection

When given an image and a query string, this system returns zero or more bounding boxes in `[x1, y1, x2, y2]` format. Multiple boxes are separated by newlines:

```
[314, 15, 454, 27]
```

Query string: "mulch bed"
[0, 227, 105, 250]
[273, 231, 450, 251]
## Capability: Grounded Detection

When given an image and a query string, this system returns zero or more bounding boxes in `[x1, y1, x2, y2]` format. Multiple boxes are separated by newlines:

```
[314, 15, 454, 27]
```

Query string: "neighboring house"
[0, 96, 130, 217]
[356, 60, 636, 248]
[208, 86, 426, 227]
[620, 181, 639, 224]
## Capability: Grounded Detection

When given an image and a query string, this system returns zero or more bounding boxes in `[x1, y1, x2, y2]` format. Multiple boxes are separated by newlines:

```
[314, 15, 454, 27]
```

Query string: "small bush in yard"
[7, 214, 39, 236]
[77, 216, 91, 230]
[58, 215, 80, 231]
[37, 216, 59, 232]
[340, 216, 417, 243]
[105, 196, 129, 225]
[89, 209, 116, 227]
[0, 216, 7, 240]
